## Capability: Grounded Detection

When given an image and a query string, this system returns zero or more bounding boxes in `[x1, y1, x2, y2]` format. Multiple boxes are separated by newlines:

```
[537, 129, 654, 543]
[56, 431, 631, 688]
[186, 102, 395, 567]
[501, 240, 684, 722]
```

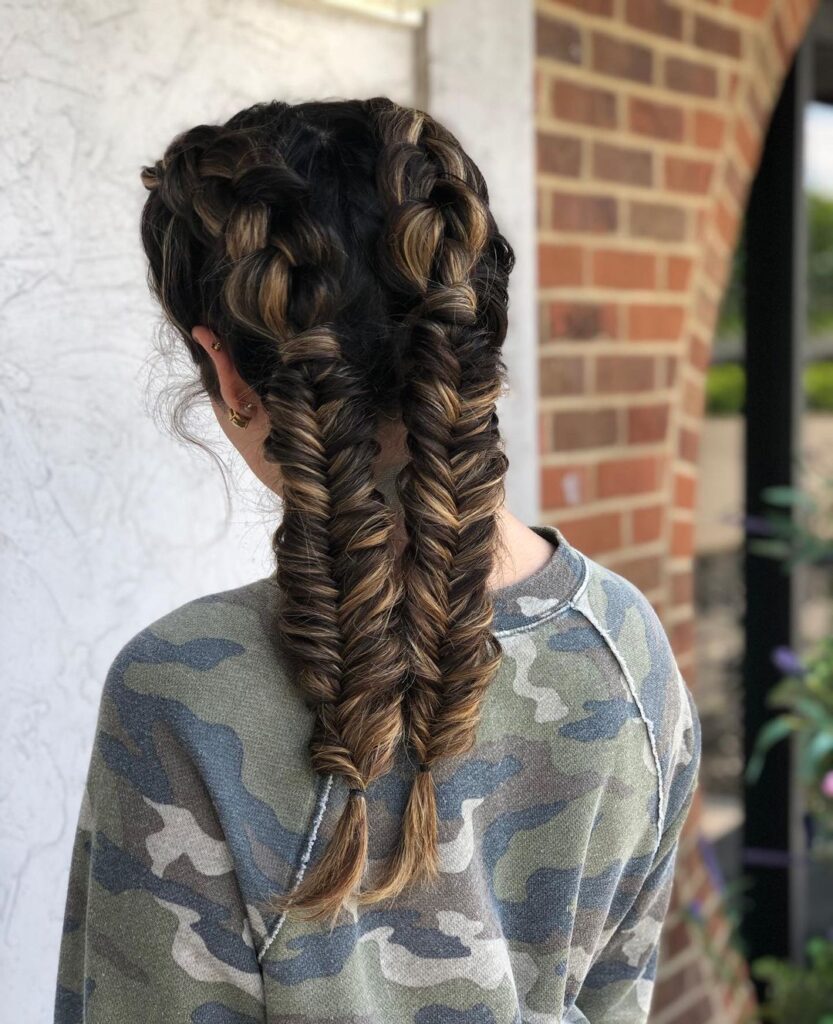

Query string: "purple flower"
[771, 646, 805, 676]
[821, 772, 833, 799]
[743, 514, 777, 537]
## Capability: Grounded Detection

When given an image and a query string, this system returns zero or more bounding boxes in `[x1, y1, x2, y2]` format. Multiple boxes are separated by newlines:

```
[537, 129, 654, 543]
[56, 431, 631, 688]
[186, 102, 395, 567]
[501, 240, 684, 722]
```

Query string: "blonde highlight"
[139, 96, 515, 927]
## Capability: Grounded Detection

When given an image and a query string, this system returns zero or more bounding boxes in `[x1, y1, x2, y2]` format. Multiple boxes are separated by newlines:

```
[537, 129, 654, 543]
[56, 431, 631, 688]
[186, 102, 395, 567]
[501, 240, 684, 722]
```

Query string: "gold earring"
[228, 406, 251, 429]
[211, 340, 222, 351]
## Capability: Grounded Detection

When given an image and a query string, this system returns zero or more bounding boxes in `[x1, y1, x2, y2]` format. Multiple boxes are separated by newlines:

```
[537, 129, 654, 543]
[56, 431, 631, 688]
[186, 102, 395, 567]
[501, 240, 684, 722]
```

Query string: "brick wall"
[535, 0, 819, 1021]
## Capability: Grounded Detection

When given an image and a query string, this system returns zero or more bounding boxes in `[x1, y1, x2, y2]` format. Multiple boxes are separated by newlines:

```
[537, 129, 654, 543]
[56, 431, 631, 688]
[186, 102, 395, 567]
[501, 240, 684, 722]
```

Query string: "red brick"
[692, 108, 726, 149]
[773, 8, 790, 65]
[540, 355, 585, 396]
[715, 199, 739, 246]
[675, 471, 697, 508]
[538, 133, 583, 177]
[539, 411, 552, 454]
[625, 0, 683, 39]
[628, 96, 686, 141]
[665, 56, 719, 97]
[552, 79, 618, 128]
[665, 155, 714, 194]
[732, 0, 770, 15]
[629, 201, 687, 242]
[662, 917, 693, 959]
[667, 255, 693, 290]
[663, 355, 679, 386]
[678, 426, 700, 463]
[541, 464, 594, 508]
[536, 13, 583, 63]
[671, 616, 695, 655]
[547, 301, 618, 340]
[723, 157, 747, 207]
[591, 31, 653, 83]
[627, 304, 685, 340]
[598, 455, 662, 498]
[633, 504, 664, 543]
[555, 511, 623, 554]
[593, 141, 653, 187]
[548, 0, 614, 14]
[553, 408, 619, 450]
[695, 14, 742, 57]
[688, 332, 711, 372]
[735, 117, 759, 169]
[668, 520, 696, 561]
[672, 569, 694, 605]
[614, 554, 663, 591]
[653, 958, 708, 1015]
[596, 354, 656, 392]
[539, 243, 584, 286]
[627, 402, 670, 442]
[551, 191, 618, 233]
[684, 377, 705, 416]
[751, 79, 772, 132]
[593, 249, 656, 289]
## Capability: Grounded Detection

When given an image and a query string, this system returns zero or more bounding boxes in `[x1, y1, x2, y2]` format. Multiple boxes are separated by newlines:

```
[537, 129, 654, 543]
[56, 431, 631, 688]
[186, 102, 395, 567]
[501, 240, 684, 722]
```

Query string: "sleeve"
[54, 647, 266, 1024]
[570, 678, 702, 1024]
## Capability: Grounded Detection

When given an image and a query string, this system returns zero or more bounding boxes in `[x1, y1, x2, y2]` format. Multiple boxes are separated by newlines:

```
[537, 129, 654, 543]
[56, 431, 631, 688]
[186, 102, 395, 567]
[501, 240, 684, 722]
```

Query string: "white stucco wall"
[427, 0, 538, 522]
[0, 1, 535, 1019]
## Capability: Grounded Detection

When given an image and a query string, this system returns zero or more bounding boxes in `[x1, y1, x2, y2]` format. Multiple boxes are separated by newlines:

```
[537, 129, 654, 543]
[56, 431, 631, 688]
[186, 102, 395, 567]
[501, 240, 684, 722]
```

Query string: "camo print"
[55, 523, 701, 1023]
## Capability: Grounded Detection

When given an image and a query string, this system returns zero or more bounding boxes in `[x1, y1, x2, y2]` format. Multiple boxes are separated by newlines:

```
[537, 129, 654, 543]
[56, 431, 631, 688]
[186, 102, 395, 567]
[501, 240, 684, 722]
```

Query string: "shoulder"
[567, 546, 702, 838]
[97, 574, 300, 739]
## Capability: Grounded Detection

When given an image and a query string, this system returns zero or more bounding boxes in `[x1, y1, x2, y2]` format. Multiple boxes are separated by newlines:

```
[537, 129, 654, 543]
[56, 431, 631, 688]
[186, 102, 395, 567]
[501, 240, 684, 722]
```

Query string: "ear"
[191, 325, 255, 413]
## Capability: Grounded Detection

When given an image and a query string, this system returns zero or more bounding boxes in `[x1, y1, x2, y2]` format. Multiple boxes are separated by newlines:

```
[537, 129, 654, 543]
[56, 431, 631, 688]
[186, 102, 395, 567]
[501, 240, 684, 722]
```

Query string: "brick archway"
[535, 1, 820, 1019]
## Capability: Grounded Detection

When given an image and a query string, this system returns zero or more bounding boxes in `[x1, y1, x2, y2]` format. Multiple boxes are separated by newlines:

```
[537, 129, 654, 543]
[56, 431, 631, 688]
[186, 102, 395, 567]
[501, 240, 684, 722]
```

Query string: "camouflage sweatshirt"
[55, 523, 701, 1024]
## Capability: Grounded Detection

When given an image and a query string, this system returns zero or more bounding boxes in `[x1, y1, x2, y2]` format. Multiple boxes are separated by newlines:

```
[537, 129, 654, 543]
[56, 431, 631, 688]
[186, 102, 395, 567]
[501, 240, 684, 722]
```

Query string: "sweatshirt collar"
[488, 524, 587, 635]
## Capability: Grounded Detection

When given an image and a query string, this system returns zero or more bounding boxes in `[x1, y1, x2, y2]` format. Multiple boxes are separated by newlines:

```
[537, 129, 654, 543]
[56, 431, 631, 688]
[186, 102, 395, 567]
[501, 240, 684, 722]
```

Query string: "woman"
[54, 97, 701, 1024]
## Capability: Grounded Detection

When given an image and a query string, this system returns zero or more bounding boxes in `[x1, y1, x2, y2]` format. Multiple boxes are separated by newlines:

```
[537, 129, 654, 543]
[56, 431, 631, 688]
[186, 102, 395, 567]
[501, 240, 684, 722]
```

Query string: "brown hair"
[139, 97, 515, 927]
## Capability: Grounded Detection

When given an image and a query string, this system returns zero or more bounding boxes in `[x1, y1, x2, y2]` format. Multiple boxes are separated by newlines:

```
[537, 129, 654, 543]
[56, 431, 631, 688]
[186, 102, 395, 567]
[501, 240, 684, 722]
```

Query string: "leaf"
[761, 485, 817, 509]
[748, 539, 793, 560]
[800, 731, 833, 779]
[746, 716, 800, 784]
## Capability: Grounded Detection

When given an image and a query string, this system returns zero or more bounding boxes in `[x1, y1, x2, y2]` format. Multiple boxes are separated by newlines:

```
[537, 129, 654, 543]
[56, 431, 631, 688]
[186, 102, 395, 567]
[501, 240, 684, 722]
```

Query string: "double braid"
[139, 99, 515, 923]
[357, 100, 511, 901]
[142, 122, 409, 925]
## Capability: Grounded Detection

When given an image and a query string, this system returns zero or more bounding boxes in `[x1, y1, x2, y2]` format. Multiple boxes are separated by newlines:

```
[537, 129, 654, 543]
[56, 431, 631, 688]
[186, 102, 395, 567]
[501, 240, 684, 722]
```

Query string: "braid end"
[356, 768, 440, 907]
[266, 789, 369, 930]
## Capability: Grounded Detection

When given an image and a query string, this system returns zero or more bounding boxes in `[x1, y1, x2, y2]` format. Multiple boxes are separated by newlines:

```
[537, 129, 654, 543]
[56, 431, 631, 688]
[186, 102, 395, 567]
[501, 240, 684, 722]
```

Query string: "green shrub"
[752, 936, 833, 1023]
[805, 361, 833, 412]
[706, 362, 746, 415]
[705, 361, 833, 415]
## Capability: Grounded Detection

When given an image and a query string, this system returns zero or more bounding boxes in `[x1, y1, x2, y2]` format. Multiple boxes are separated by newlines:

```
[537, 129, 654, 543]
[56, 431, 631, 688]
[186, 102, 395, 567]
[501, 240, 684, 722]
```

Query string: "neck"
[372, 461, 555, 595]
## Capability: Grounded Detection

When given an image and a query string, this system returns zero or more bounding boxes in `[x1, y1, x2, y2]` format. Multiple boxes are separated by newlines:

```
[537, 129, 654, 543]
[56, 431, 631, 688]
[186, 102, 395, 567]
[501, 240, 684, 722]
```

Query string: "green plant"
[806, 362, 833, 413]
[706, 362, 746, 415]
[746, 482, 833, 570]
[746, 635, 833, 845]
[752, 936, 833, 1023]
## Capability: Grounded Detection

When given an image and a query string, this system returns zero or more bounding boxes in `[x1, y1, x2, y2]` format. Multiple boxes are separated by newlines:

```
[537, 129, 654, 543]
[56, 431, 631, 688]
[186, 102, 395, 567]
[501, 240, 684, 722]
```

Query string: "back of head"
[139, 96, 516, 926]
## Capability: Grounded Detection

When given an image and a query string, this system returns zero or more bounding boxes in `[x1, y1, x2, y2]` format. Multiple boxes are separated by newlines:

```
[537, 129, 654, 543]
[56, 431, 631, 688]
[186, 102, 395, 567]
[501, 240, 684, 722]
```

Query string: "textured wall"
[1, 1, 537, 1019]
[427, 0, 539, 520]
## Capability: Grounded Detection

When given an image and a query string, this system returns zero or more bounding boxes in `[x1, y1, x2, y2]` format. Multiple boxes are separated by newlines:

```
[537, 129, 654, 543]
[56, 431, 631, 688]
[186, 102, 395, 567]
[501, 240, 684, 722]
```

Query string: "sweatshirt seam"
[492, 544, 589, 638]
[258, 772, 334, 963]
[567, 557, 665, 854]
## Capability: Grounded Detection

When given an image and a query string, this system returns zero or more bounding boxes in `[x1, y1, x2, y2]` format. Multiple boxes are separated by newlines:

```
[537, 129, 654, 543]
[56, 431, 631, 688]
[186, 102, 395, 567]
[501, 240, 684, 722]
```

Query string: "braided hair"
[139, 97, 515, 926]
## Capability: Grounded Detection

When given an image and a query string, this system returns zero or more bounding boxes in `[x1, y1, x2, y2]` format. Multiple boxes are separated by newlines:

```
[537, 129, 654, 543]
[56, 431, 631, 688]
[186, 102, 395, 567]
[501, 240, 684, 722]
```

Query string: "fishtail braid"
[141, 116, 410, 926]
[355, 99, 514, 902]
